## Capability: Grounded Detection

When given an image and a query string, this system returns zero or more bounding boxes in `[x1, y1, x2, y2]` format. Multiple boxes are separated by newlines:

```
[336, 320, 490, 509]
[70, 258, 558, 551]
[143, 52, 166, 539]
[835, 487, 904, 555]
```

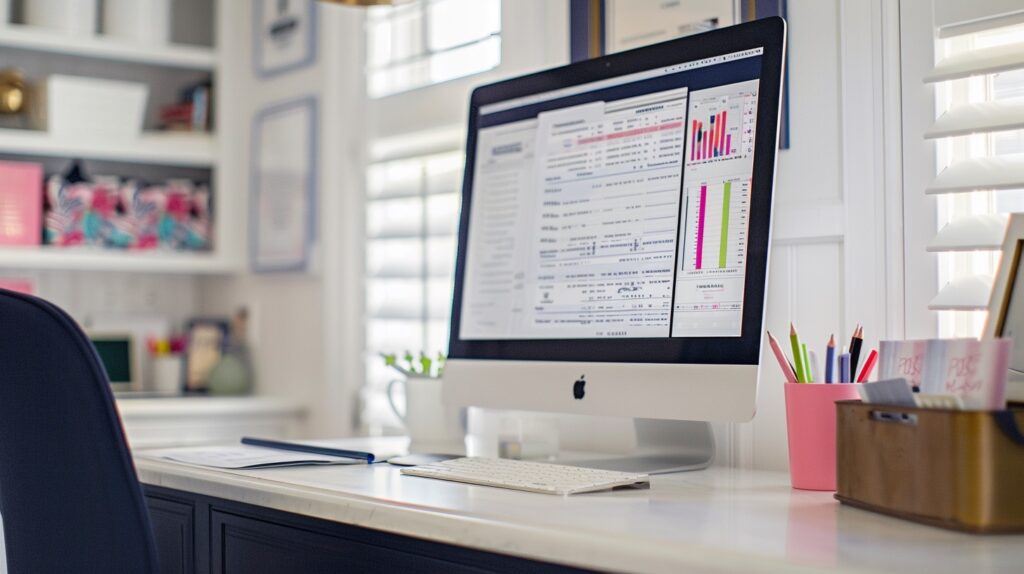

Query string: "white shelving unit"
[0, 246, 238, 274]
[0, 128, 216, 167]
[0, 24, 216, 70]
[0, 11, 236, 275]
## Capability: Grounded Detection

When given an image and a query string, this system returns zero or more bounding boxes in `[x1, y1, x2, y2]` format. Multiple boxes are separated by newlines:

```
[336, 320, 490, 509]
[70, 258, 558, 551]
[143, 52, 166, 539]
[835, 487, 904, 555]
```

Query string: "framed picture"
[984, 214, 1024, 403]
[89, 331, 142, 392]
[253, 0, 318, 78]
[250, 96, 318, 273]
[185, 318, 231, 392]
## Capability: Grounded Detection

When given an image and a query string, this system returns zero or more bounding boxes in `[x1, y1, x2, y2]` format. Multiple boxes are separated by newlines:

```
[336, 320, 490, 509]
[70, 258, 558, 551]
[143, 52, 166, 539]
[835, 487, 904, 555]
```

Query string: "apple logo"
[573, 375, 586, 400]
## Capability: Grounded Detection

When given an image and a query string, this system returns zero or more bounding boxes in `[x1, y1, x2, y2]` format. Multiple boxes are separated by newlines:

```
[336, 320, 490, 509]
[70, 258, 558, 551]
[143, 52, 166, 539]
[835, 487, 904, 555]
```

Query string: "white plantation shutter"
[361, 138, 464, 433]
[923, 3, 1024, 337]
[365, 0, 501, 98]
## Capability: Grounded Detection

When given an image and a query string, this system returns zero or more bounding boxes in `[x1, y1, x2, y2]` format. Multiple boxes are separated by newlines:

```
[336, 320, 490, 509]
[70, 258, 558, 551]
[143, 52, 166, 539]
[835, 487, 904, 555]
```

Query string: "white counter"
[135, 438, 1024, 574]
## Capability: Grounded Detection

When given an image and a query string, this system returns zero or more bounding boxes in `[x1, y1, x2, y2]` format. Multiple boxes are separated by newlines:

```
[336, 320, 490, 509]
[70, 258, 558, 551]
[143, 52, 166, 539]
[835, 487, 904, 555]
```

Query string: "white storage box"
[25, 0, 97, 35]
[46, 75, 148, 139]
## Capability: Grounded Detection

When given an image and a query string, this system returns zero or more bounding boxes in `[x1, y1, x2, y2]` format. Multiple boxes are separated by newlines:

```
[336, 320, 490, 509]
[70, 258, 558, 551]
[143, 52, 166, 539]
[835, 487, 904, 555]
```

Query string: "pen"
[857, 349, 878, 383]
[790, 323, 806, 383]
[850, 326, 864, 378]
[241, 437, 375, 463]
[825, 334, 835, 384]
[767, 330, 798, 383]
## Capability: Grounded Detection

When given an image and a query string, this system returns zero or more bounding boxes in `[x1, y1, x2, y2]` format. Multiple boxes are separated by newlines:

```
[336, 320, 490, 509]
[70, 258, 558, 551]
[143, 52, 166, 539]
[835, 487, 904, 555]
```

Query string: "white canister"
[25, 0, 97, 36]
[103, 0, 170, 45]
[1, 0, 10, 27]
[152, 356, 183, 394]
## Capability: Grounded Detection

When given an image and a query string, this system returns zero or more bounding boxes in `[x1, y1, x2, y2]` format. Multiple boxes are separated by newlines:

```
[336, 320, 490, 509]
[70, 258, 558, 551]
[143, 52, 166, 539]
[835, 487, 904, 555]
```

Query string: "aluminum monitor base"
[552, 419, 714, 475]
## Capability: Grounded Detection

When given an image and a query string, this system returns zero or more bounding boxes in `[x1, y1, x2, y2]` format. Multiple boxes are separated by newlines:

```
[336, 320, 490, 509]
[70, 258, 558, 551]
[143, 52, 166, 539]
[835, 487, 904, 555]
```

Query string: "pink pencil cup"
[784, 383, 861, 491]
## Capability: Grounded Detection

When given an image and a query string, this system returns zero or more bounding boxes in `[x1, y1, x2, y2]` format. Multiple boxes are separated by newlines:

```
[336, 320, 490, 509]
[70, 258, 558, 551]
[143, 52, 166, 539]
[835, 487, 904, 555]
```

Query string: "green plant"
[380, 351, 447, 378]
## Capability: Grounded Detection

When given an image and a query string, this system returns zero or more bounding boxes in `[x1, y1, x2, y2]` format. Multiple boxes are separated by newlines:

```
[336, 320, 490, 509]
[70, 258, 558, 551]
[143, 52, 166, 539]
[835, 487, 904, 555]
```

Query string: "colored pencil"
[825, 334, 835, 384]
[840, 351, 851, 383]
[790, 323, 806, 383]
[857, 349, 878, 382]
[767, 330, 799, 384]
[801, 344, 812, 383]
[850, 325, 864, 378]
[809, 350, 820, 384]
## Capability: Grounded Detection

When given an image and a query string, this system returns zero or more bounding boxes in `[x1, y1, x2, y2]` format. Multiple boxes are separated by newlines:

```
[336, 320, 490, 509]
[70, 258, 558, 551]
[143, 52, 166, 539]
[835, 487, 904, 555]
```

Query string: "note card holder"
[834, 400, 1024, 533]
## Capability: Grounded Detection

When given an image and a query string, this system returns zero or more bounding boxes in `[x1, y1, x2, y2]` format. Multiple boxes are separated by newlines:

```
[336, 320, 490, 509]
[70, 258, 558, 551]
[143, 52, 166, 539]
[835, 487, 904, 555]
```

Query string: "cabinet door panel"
[146, 495, 195, 574]
[212, 511, 487, 574]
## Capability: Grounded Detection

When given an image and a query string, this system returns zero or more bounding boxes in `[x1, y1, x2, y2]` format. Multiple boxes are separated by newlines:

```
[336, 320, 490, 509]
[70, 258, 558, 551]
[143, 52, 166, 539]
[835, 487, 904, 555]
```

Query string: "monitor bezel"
[448, 17, 786, 366]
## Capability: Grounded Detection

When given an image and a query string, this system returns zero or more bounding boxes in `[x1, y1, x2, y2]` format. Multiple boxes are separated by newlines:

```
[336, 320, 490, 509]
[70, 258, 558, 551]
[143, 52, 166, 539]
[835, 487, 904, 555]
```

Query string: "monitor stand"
[466, 410, 714, 475]
[555, 419, 714, 475]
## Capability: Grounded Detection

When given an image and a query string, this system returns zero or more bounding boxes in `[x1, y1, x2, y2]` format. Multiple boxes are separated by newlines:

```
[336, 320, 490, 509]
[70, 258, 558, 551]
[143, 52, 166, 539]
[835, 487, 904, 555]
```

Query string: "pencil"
[840, 351, 851, 383]
[850, 325, 864, 378]
[790, 323, 806, 383]
[825, 334, 835, 384]
[767, 330, 799, 384]
[857, 349, 878, 382]
[802, 344, 812, 382]
[809, 350, 820, 384]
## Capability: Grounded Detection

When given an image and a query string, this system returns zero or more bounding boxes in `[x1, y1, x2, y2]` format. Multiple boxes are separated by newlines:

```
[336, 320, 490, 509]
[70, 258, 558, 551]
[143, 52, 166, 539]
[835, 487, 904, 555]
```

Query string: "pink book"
[0, 160, 43, 246]
[0, 279, 34, 295]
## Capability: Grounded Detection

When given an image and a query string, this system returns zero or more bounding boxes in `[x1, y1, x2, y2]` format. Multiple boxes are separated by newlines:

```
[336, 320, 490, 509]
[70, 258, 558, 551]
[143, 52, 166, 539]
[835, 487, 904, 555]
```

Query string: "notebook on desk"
[154, 445, 369, 469]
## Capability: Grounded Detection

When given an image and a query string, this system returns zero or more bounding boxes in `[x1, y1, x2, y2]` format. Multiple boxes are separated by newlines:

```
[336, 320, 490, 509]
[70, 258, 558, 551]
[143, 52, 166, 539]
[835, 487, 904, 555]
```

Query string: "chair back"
[0, 290, 158, 573]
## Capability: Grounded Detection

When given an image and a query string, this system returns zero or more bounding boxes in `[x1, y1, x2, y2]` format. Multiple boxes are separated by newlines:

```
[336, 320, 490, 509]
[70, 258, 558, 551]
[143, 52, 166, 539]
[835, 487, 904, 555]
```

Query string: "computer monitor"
[445, 19, 787, 428]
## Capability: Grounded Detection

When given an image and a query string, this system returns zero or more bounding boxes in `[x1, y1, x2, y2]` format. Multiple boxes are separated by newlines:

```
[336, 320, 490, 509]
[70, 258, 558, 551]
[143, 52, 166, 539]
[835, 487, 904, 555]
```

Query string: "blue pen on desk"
[241, 437, 375, 463]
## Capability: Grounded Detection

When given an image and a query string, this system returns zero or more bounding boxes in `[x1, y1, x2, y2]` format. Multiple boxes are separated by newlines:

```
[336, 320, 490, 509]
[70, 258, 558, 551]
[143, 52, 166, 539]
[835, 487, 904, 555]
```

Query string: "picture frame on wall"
[253, 0, 318, 78]
[250, 96, 318, 273]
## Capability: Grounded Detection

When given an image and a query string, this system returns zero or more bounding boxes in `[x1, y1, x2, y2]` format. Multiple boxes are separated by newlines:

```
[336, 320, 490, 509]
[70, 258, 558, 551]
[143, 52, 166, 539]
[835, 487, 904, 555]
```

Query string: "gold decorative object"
[0, 69, 26, 115]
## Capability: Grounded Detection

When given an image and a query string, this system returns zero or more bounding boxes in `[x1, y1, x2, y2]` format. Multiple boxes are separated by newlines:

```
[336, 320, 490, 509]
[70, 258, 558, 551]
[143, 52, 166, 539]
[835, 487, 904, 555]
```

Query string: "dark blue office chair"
[0, 289, 158, 573]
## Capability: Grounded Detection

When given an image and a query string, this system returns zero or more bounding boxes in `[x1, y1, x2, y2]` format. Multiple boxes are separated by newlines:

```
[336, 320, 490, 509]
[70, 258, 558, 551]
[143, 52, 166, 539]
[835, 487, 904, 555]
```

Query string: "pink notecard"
[0, 160, 43, 246]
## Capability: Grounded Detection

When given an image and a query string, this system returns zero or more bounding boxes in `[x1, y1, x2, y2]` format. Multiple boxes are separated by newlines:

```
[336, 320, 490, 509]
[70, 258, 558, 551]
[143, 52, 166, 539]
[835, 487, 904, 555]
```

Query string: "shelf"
[0, 129, 216, 167]
[0, 24, 216, 70]
[0, 246, 238, 274]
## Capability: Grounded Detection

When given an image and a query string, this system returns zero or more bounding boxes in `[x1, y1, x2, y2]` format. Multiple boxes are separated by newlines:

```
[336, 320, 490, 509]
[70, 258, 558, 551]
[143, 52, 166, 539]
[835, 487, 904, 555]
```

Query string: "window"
[365, 0, 502, 98]
[361, 146, 463, 433]
[925, 19, 1024, 337]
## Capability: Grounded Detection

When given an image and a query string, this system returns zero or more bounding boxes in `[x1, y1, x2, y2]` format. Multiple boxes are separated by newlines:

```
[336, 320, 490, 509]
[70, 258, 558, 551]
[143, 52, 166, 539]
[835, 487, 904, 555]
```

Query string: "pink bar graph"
[695, 184, 707, 270]
[725, 134, 731, 155]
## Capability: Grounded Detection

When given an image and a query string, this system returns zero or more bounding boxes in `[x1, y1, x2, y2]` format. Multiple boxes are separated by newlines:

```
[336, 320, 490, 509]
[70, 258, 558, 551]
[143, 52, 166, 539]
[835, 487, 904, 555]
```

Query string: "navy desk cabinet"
[143, 485, 589, 574]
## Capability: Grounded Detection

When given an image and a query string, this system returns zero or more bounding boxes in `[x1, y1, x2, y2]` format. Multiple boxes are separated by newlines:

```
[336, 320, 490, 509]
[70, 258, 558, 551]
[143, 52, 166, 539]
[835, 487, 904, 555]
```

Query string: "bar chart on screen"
[679, 176, 749, 274]
[687, 87, 757, 164]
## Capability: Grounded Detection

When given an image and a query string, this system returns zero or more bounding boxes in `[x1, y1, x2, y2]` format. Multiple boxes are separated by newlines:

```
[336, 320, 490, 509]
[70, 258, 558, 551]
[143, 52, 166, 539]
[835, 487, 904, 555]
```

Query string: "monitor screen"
[449, 24, 781, 366]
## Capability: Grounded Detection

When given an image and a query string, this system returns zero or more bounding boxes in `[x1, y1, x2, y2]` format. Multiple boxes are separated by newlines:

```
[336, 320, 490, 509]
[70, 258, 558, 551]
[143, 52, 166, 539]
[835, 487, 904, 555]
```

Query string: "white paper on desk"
[158, 446, 367, 469]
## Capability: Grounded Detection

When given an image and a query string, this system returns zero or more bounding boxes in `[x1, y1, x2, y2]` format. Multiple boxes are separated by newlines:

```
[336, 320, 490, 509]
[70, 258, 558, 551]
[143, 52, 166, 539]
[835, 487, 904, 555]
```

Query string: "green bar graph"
[719, 181, 731, 268]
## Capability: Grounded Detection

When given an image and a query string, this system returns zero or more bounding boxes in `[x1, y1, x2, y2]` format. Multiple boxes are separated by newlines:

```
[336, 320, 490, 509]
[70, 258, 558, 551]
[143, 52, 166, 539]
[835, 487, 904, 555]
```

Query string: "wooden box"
[834, 400, 1024, 533]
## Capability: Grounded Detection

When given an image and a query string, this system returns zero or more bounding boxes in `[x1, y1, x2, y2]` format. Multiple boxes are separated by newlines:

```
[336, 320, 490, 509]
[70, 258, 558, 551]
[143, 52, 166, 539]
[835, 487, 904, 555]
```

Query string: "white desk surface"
[135, 438, 1024, 574]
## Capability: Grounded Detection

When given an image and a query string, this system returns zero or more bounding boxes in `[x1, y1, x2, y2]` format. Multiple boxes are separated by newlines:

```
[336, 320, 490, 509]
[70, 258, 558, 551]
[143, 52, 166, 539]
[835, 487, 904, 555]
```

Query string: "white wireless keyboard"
[400, 457, 650, 495]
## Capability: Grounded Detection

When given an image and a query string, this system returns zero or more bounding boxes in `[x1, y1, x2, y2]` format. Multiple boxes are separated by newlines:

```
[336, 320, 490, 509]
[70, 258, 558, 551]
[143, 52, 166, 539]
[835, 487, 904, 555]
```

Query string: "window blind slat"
[927, 213, 1008, 252]
[926, 100, 1024, 139]
[928, 274, 994, 310]
[925, 42, 1024, 82]
[926, 153, 1024, 194]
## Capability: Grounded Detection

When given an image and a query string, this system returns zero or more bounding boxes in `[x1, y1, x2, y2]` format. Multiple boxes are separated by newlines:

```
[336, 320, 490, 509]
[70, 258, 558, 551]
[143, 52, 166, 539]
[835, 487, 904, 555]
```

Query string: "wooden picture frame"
[983, 213, 1024, 403]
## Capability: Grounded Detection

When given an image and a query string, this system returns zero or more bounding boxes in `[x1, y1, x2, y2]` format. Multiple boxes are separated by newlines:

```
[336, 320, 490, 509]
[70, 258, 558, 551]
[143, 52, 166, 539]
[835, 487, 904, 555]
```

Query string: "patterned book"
[0, 160, 43, 245]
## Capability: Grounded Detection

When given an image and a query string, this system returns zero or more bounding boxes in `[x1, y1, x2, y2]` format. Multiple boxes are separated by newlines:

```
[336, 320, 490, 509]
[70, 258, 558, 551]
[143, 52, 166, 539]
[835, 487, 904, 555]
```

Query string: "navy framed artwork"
[253, 0, 319, 78]
[250, 96, 318, 273]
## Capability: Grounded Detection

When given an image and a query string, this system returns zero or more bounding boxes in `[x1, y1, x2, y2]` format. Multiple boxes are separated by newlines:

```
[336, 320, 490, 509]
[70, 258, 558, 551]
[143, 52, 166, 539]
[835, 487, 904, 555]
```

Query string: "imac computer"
[443, 18, 787, 472]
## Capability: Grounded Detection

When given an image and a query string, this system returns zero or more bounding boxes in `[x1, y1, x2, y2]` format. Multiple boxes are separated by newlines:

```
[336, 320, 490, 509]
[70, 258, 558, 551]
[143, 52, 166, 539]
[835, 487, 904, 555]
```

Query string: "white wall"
[196, 1, 366, 437]
[739, 0, 894, 470]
